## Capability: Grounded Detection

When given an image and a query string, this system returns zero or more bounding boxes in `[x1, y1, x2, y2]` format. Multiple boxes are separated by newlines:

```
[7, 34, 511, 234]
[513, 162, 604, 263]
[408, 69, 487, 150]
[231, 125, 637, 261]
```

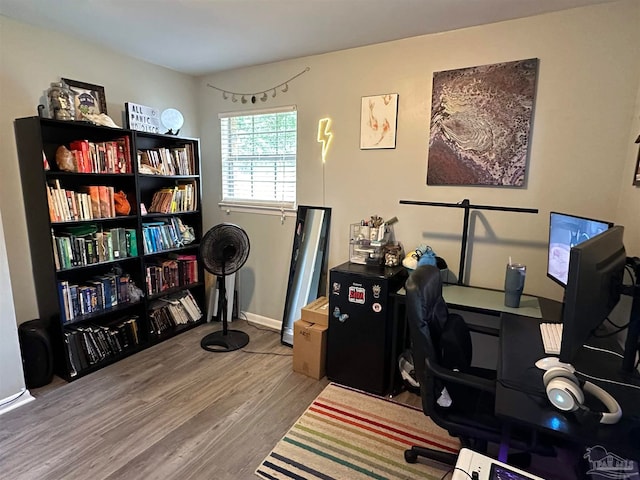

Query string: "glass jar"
[47, 82, 75, 120]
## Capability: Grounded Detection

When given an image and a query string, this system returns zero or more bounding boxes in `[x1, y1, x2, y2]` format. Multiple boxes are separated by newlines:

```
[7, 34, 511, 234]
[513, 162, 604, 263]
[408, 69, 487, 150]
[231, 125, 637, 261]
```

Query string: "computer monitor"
[547, 212, 613, 287]
[559, 226, 626, 364]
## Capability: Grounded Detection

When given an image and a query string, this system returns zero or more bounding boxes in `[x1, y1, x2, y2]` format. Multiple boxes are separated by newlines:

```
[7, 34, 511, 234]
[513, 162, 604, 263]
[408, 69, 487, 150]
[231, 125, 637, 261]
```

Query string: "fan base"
[200, 330, 249, 352]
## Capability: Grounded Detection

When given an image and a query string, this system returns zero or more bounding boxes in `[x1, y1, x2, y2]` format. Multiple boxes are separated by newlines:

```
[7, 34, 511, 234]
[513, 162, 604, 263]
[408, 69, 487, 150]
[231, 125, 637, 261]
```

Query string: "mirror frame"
[280, 205, 331, 346]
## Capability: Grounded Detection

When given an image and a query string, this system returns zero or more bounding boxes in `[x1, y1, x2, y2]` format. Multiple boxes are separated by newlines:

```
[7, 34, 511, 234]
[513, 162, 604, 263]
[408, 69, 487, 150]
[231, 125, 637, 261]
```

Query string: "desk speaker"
[18, 319, 53, 388]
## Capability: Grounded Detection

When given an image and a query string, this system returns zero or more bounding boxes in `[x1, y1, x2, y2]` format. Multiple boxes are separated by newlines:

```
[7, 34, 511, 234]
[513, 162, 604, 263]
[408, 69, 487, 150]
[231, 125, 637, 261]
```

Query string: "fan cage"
[200, 223, 250, 276]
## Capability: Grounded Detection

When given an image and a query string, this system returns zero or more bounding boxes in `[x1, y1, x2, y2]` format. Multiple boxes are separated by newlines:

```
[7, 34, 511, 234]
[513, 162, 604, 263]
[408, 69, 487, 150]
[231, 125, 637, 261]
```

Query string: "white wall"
[198, 0, 640, 322]
[0, 209, 33, 414]
[0, 16, 199, 323]
[616, 79, 640, 252]
[1, 1, 639, 329]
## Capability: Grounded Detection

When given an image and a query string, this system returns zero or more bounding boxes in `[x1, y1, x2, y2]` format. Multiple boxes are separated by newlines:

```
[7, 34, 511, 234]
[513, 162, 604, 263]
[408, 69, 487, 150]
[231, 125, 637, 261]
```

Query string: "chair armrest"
[425, 357, 496, 393]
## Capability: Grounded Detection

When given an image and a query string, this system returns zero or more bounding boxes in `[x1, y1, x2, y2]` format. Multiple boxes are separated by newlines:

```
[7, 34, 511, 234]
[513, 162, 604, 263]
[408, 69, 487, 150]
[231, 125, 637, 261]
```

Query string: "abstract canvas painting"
[427, 59, 539, 186]
[360, 93, 398, 149]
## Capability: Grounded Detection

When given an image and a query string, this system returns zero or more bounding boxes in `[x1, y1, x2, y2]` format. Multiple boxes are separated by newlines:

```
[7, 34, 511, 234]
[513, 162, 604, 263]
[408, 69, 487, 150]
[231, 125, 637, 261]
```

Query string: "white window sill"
[218, 202, 297, 218]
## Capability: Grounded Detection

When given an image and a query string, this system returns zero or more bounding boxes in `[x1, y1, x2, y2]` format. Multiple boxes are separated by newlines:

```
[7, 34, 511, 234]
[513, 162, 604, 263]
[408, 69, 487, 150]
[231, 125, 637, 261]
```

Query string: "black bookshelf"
[14, 117, 205, 381]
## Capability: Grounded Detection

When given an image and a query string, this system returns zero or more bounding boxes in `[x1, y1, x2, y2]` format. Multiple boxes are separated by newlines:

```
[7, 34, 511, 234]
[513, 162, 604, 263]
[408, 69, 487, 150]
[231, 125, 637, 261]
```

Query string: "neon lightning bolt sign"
[317, 118, 333, 163]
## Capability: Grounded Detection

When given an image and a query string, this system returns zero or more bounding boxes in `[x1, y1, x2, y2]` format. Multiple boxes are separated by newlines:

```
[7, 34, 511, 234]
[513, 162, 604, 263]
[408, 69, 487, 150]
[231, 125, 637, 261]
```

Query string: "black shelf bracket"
[399, 198, 538, 285]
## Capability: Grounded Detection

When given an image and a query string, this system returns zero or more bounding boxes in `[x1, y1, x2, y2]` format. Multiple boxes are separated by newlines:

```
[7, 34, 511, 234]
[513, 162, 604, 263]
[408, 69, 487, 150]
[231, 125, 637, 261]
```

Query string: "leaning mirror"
[281, 205, 331, 346]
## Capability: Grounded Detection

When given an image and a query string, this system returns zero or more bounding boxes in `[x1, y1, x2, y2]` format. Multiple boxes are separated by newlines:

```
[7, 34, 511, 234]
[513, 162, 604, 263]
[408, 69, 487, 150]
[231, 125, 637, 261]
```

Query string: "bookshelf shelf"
[51, 215, 139, 226]
[55, 255, 139, 273]
[142, 244, 200, 257]
[14, 116, 205, 382]
[46, 172, 136, 178]
[147, 281, 204, 300]
[62, 299, 143, 326]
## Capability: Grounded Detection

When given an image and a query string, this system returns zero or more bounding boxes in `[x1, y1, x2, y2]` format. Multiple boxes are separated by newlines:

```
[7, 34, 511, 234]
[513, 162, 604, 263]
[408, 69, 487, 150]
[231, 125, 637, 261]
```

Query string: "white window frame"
[218, 105, 297, 217]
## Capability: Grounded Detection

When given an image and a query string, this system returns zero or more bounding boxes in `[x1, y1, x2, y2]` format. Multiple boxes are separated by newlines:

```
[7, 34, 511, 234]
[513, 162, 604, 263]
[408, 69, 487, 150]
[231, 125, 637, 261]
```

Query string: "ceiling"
[0, 0, 619, 76]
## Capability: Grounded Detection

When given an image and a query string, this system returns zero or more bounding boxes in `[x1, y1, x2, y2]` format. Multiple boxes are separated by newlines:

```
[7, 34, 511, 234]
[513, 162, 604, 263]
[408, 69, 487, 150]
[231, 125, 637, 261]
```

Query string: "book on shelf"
[98, 186, 114, 218]
[80, 185, 100, 219]
[144, 255, 199, 295]
[52, 224, 138, 270]
[141, 217, 190, 254]
[64, 315, 140, 375]
[147, 181, 197, 213]
[148, 290, 202, 335]
[137, 144, 196, 176]
[57, 272, 132, 323]
[48, 183, 123, 222]
[68, 137, 132, 174]
[125, 229, 138, 257]
[173, 254, 199, 285]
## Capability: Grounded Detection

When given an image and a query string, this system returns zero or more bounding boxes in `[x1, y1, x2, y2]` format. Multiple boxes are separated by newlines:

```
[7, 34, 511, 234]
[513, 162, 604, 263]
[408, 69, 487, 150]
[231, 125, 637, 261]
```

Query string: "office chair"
[403, 265, 554, 466]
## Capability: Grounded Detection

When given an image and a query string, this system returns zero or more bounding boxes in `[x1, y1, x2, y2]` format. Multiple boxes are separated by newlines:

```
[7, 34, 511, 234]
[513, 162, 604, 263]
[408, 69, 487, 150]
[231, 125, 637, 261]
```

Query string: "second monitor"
[547, 211, 613, 287]
[558, 225, 627, 365]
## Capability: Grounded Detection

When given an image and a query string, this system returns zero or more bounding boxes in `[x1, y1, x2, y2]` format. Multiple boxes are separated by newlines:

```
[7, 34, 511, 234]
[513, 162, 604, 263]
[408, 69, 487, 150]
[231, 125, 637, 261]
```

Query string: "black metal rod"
[399, 199, 538, 285]
[459, 205, 471, 285]
[399, 199, 538, 214]
[219, 259, 228, 335]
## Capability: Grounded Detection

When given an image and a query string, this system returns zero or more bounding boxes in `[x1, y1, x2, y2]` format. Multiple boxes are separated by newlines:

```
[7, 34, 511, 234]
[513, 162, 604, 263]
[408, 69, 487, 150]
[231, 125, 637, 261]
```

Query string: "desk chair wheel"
[404, 446, 458, 466]
[404, 449, 418, 464]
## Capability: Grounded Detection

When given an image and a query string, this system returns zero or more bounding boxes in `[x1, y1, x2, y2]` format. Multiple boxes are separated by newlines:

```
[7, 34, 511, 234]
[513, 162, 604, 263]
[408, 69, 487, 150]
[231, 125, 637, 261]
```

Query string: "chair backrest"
[405, 265, 472, 416]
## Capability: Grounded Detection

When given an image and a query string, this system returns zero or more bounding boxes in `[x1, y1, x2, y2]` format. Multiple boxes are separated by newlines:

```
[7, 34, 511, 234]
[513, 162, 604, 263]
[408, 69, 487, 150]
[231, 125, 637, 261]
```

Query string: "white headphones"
[543, 366, 622, 424]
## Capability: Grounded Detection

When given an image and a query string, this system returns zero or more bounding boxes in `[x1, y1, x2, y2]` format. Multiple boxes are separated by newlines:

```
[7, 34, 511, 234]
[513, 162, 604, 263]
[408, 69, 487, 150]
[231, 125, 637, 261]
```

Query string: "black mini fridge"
[326, 262, 407, 395]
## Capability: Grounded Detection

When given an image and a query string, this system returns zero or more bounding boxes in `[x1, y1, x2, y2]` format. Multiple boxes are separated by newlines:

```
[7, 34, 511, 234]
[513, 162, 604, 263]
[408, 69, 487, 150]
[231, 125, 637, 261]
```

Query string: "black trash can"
[18, 319, 53, 388]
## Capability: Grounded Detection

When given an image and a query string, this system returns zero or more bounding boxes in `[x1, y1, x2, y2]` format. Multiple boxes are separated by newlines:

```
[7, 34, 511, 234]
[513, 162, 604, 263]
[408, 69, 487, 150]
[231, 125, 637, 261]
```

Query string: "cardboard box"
[293, 319, 327, 380]
[301, 296, 329, 327]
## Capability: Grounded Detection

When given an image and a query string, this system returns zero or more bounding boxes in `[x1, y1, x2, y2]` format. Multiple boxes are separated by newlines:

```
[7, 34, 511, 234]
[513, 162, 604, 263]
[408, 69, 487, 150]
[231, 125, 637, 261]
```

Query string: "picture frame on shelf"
[62, 78, 107, 121]
[360, 93, 398, 150]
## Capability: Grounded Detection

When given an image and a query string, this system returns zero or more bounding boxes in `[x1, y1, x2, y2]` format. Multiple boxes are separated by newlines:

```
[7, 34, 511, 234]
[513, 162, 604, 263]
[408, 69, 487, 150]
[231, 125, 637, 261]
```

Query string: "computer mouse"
[535, 357, 575, 372]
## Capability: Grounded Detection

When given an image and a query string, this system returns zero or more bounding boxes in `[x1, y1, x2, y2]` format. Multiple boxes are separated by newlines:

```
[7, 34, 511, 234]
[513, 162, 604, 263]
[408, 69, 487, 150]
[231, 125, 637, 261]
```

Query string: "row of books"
[47, 180, 122, 223]
[145, 255, 199, 296]
[58, 272, 132, 323]
[52, 226, 138, 270]
[142, 217, 192, 254]
[138, 145, 196, 176]
[148, 290, 202, 336]
[147, 182, 197, 213]
[64, 316, 140, 377]
[66, 137, 133, 174]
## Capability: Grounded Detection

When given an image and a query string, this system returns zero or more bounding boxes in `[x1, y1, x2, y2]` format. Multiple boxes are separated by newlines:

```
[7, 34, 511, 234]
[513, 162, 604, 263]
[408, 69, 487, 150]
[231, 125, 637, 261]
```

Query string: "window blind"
[219, 106, 297, 208]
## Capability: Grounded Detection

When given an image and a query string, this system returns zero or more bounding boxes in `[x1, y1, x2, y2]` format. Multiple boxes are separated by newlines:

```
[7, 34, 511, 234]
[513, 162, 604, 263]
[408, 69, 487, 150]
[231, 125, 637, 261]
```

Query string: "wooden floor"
[1, 320, 349, 480]
[0, 318, 582, 480]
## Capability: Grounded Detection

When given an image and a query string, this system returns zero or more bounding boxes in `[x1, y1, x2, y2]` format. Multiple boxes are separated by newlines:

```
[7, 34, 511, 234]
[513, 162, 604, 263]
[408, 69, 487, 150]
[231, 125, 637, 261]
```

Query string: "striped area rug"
[255, 383, 460, 480]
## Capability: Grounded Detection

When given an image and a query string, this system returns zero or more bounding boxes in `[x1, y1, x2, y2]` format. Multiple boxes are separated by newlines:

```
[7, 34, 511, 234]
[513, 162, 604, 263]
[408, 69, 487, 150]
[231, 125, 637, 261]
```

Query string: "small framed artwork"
[62, 78, 107, 121]
[360, 93, 398, 149]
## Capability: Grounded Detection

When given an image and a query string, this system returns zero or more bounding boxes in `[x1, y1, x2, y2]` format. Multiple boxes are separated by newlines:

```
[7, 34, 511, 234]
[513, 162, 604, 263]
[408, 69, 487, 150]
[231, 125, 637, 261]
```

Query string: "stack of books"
[148, 290, 202, 336]
[64, 316, 140, 377]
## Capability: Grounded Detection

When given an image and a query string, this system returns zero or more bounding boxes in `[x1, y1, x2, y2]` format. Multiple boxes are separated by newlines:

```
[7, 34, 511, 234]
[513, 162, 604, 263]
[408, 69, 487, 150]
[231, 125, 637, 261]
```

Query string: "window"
[219, 106, 297, 211]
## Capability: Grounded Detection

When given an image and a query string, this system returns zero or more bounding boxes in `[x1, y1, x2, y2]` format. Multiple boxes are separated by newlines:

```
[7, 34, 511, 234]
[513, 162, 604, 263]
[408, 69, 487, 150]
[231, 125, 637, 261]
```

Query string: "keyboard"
[540, 322, 563, 355]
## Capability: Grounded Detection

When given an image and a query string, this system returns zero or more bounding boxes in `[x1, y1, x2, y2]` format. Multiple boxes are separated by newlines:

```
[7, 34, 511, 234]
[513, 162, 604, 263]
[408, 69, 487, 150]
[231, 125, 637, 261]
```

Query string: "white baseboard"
[242, 311, 282, 332]
[0, 390, 35, 416]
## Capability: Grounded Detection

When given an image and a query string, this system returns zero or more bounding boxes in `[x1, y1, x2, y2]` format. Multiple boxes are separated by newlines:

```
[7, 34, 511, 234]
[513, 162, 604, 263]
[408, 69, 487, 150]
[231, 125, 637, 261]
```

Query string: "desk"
[395, 283, 545, 319]
[443, 284, 542, 319]
[395, 283, 640, 460]
[390, 284, 554, 395]
[497, 313, 640, 460]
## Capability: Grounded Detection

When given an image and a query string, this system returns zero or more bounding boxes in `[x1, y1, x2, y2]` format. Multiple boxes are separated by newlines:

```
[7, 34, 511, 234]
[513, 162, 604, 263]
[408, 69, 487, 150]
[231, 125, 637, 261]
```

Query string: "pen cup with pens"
[349, 216, 396, 265]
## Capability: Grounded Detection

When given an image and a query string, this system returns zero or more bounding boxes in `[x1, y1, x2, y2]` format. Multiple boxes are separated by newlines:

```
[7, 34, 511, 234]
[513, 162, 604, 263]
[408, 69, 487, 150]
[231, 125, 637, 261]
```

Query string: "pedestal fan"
[200, 223, 250, 352]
